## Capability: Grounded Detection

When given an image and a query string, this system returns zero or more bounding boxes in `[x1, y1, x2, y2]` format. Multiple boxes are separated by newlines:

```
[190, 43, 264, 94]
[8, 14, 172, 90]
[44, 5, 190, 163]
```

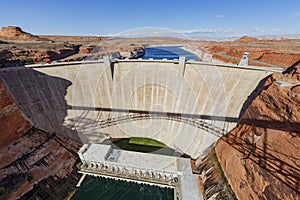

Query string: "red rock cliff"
[0, 26, 29, 36]
[0, 80, 32, 149]
[0, 79, 81, 199]
[215, 62, 300, 199]
[209, 37, 300, 67]
[0, 26, 43, 41]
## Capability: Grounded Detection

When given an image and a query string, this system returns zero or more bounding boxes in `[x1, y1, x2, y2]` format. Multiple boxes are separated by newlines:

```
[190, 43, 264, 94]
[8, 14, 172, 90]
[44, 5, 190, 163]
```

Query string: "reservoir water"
[142, 46, 200, 60]
[72, 46, 199, 200]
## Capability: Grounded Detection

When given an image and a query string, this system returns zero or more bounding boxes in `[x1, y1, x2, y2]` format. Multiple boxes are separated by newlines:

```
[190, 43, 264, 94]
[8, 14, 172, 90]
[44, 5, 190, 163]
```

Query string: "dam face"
[0, 59, 276, 158]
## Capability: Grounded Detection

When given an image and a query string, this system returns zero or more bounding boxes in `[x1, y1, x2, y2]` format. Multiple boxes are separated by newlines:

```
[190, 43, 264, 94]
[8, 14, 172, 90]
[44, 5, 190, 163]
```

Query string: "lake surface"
[72, 176, 174, 200]
[142, 46, 200, 61]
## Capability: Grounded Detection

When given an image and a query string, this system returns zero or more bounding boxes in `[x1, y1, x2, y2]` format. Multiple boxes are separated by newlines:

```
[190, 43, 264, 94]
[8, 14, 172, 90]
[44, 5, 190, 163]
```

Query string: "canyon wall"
[215, 62, 300, 199]
[209, 37, 300, 68]
[0, 76, 81, 199]
[0, 43, 80, 67]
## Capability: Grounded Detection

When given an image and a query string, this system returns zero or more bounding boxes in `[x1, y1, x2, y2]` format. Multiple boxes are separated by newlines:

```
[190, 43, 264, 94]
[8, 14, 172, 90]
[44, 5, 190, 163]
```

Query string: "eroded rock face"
[0, 80, 32, 149]
[0, 26, 28, 36]
[209, 37, 300, 67]
[0, 79, 81, 199]
[0, 44, 80, 67]
[236, 36, 260, 43]
[0, 26, 42, 41]
[215, 62, 300, 200]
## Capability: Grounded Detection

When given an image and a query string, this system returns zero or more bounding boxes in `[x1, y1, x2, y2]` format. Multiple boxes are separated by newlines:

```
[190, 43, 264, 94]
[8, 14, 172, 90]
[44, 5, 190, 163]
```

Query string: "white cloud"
[104, 27, 289, 39]
[252, 28, 266, 33]
[295, 12, 300, 16]
[108, 27, 239, 38]
[216, 15, 225, 18]
[250, 27, 283, 34]
[181, 28, 235, 34]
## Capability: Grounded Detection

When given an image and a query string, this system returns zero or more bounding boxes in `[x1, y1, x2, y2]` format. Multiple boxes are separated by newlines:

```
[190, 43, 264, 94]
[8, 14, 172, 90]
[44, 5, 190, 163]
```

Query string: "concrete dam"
[0, 57, 281, 159]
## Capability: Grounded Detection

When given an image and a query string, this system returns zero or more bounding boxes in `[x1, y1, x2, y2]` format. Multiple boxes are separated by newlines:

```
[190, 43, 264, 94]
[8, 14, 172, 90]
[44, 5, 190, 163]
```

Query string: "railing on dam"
[25, 56, 285, 73]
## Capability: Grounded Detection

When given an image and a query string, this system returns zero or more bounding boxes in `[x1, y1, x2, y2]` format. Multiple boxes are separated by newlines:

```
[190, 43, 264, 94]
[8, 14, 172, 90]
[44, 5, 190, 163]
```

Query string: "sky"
[1, 0, 300, 38]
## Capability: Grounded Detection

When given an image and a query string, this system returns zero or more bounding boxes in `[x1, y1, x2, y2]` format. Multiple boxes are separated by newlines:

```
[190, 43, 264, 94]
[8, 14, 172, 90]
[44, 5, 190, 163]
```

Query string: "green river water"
[72, 176, 174, 200]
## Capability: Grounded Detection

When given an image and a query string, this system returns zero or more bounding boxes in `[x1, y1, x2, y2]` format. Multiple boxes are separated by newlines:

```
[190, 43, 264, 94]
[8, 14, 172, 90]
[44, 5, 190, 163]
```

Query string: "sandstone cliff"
[0, 26, 45, 42]
[215, 62, 300, 199]
[0, 79, 81, 199]
[0, 43, 80, 67]
[0, 26, 147, 65]
[0, 80, 32, 149]
[209, 36, 300, 67]
[236, 36, 260, 43]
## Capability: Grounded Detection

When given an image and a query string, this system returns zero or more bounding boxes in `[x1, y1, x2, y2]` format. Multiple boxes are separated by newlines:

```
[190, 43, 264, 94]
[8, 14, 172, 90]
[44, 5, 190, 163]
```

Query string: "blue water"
[142, 46, 199, 61]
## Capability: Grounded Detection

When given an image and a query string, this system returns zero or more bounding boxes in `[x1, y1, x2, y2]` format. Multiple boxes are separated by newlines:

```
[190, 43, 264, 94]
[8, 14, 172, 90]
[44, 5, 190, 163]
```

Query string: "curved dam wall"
[0, 59, 277, 158]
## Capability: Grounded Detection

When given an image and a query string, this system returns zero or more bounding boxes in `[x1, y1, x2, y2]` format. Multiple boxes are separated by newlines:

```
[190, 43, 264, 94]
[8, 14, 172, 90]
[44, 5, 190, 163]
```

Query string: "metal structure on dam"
[0, 57, 283, 158]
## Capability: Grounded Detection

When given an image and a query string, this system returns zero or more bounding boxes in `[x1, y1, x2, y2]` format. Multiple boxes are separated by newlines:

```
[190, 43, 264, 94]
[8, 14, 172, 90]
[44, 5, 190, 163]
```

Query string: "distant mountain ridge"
[0, 26, 47, 41]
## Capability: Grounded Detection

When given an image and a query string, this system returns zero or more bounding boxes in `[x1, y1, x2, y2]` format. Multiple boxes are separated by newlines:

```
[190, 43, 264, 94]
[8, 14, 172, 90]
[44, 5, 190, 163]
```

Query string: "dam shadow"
[0, 66, 81, 142]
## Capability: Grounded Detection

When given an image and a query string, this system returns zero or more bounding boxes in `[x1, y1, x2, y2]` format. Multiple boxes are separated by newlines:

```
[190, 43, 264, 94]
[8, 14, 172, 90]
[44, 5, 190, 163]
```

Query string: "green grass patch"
[129, 137, 166, 148]
[112, 138, 174, 156]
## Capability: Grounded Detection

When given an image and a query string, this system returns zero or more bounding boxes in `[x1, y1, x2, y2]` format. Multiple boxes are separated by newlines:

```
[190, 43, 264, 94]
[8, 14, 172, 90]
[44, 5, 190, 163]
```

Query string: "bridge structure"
[0, 57, 283, 158]
[68, 106, 236, 138]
